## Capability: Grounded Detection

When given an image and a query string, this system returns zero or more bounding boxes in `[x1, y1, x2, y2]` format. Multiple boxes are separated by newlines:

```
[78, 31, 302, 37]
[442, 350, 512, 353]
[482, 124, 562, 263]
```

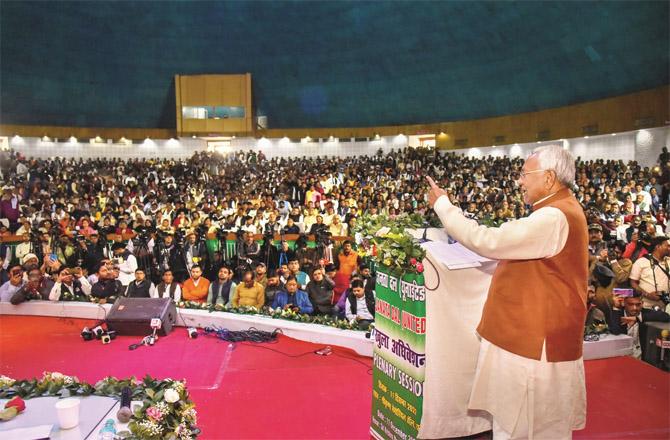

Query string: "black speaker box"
[641, 321, 670, 371]
[106, 297, 177, 336]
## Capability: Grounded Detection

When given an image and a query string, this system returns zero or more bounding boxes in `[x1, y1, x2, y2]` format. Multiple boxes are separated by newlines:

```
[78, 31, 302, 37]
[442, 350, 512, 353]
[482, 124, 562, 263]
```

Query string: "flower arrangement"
[175, 301, 369, 331]
[352, 213, 429, 277]
[0, 373, 199, 439]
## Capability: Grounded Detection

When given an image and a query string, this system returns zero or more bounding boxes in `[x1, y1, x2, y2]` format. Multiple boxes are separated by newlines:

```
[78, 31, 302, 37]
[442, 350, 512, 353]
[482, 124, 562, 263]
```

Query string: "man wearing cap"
[629, 235, 670, 311]
[427, 145, 588, 439]
[587, 223, 606, 257]
[254, 263, 268, 288]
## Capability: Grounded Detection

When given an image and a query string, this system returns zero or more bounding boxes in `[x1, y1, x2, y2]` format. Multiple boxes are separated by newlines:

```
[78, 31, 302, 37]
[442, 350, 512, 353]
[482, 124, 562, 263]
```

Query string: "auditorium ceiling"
[1, 1, 667, 130]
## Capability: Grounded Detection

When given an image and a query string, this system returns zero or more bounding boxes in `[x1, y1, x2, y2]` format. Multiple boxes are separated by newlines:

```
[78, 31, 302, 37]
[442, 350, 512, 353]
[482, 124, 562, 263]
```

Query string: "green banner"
[370, 266, 426, 440]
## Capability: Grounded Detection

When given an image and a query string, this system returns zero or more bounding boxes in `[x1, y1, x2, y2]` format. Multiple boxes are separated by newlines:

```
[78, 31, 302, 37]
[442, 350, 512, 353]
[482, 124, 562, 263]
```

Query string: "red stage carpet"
[1, 316, 668, 439]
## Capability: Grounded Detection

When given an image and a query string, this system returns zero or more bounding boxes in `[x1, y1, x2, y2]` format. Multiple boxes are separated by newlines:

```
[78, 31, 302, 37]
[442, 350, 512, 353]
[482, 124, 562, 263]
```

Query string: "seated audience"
[307, 266, 336, 316]
[272, 276, 314, 314]
[156, 269, 182, 302]
[0, 265, 25, 302]
[207, 265, 236, 306]
[181, 265, 210, 303]
[49, 266, 91, 300]
[91, 261, 125, 299]
[11, 267, 54, 304]
[264, 270, 283, 306]
[124, 268, 157, 298]
[232, 270, 265, 308]
[345, 279, 375, 330]
[287, 257, 310, 290]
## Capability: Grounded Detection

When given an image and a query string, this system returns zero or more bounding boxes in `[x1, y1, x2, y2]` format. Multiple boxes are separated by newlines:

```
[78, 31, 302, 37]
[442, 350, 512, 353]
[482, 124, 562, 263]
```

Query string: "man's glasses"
[519, 169, 548, 179]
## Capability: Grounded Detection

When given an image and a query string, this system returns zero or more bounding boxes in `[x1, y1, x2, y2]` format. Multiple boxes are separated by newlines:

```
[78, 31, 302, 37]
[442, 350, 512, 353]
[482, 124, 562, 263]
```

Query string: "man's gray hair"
[531, 144, 575, 187]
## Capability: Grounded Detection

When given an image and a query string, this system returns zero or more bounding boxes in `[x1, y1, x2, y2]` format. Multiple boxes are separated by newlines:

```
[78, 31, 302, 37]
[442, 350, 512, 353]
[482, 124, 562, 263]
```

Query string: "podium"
[370, 229, 496, 439]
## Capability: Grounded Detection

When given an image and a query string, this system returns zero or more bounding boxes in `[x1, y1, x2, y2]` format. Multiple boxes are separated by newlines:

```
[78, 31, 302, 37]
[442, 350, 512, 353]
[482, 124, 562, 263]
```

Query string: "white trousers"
[469, 339, 586, 440]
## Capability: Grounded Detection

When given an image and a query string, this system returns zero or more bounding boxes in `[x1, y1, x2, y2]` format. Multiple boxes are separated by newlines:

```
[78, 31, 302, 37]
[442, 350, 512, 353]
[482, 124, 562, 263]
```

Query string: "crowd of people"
[1, 146, 669, 344]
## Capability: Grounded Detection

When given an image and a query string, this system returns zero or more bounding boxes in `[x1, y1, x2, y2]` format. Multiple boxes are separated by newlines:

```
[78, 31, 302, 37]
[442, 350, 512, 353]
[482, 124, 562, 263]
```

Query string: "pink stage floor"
[1, 316, 667, 439]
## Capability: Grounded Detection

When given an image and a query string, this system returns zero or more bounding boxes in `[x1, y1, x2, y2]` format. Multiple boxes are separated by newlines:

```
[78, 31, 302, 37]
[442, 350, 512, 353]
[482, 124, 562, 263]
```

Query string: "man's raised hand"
[426, 176, 449, 208]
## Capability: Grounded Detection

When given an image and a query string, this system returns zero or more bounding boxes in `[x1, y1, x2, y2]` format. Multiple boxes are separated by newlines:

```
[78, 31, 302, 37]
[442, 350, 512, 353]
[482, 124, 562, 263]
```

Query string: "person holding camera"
[238, 231, 261, 267]
[80, 231, 107, 274]
[588, 241, 632, 323]
[10, 267, 54, 304]
[154, 232, 189, 283]
[184, 230, 207, 272]
[307, 265, 336, 316]
[49, 266, 91, 301]
[629, 235, 670, 311]
[608, 293, 670, 359]
[0, 265, 25, 302]
[91, 261, 125, 300]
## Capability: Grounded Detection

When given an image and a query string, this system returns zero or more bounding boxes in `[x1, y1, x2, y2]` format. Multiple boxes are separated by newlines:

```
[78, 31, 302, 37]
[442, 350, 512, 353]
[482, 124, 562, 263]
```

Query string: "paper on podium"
[421, 240, 493, 269]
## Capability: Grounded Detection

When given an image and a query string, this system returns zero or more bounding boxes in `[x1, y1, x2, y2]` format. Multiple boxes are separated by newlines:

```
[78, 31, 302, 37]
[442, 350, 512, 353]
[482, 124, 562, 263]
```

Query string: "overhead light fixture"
[439, 131, 446, 136]
[611, 133, 617, 136]
[42, 135, 51, 142]
[191, 135, 197, 139]
[584, 136, 589, 139]
[374, 133, 381, 140]
[68, 136, 77, 143]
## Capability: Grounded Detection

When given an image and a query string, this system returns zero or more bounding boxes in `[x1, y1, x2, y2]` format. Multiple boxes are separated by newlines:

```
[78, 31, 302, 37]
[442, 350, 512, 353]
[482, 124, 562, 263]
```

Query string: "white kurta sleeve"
[433, 195, 569, 260]
[49, 282, 61, 301]
[79, 277, 92, 296]
[149, 283, 158, 298]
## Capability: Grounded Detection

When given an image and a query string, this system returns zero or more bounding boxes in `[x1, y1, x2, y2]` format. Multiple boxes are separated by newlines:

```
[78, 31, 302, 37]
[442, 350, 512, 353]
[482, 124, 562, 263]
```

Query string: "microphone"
[419, 222, 431, 243]
[116, 386, 132, 423]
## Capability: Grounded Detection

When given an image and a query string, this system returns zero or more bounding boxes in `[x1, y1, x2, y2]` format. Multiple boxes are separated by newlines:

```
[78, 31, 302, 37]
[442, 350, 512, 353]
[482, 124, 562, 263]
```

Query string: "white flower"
[0, 375, 15, 387]
[50, 372, 64, 380]
[164, 388, 180, 403]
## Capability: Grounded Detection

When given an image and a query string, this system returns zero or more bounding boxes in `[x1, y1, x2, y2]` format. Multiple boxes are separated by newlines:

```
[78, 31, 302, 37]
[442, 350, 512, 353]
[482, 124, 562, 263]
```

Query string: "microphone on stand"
[116, 386, 132, 423]
[419, 222, 431, 243]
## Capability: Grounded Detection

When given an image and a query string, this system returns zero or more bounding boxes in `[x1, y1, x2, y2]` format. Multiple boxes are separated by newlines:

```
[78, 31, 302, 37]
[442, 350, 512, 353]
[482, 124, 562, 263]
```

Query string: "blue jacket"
[272, 289, 314, 314]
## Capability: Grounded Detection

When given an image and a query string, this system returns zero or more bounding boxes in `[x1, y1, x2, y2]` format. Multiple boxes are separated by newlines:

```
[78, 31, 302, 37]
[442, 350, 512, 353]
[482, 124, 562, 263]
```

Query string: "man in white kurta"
[427, 145, 587, 439]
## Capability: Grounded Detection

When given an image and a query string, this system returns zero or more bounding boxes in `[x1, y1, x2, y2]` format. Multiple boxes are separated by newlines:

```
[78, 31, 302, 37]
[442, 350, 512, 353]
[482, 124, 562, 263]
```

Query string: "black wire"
[203, 325, 280, 343]
[423, 256, 440, 291]
[238, 342, 316, 358]
[97, 303, 108, 321]
[332, 351, 373, 375]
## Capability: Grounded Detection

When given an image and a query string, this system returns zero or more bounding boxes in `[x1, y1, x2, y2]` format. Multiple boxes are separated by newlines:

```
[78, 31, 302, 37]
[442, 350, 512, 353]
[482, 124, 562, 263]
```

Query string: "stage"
[0, 316, 668, 439]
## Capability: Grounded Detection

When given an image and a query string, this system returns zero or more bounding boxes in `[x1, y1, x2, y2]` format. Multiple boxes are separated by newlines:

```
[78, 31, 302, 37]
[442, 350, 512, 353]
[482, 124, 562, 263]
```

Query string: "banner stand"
[370, 266, 426, 440]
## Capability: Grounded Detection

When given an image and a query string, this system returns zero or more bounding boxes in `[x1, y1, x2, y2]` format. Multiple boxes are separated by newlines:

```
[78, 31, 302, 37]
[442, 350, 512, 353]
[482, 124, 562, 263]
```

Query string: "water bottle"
[99, 418, 116, 440]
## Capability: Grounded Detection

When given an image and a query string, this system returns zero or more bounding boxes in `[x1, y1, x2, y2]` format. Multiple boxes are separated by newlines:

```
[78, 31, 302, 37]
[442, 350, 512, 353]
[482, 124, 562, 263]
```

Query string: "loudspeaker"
[107, 297, 176, 336]
[642, 321, 670, 371]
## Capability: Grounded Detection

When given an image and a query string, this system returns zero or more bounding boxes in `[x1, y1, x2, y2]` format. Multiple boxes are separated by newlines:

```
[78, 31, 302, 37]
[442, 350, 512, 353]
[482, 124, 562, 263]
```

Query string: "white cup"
[55, 398, 80, 429]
